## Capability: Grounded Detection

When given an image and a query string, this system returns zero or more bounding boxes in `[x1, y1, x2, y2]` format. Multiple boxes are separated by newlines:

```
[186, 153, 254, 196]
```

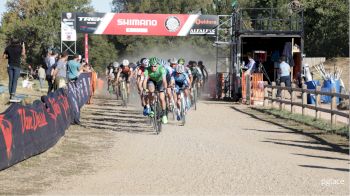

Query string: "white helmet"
[122, 59, 129, 66]
[113, 62, 119, 67]
[175, 64, 185, 73]
[141, 58, 149, 67]
[169, 57, 177, 64]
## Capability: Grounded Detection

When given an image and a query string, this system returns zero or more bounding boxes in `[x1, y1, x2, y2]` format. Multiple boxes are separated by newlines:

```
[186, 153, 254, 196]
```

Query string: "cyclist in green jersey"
[143, 57, 168, 124]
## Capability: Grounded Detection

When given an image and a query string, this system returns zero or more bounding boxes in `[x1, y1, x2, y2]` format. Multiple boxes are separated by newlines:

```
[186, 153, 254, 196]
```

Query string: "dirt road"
[0, 98, 349, 195]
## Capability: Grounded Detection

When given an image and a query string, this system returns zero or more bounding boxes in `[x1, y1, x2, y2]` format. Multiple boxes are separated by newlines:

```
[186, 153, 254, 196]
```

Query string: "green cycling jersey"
[144, 66, 166, 82]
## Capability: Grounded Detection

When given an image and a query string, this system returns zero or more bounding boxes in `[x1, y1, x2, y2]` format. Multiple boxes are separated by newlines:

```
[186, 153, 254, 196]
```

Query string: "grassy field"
[253, 107, 349, 137]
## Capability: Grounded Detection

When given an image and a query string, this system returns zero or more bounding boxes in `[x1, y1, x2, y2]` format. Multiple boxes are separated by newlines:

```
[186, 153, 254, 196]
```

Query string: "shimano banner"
[75, 13, 218, 36]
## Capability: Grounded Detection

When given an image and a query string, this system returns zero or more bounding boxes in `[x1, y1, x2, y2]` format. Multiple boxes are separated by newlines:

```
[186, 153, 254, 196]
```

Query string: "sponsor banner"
[61, 12, 77, 41]
[75, 13, 218, 36]
[0, 73, 92, 171]
[189, 15, 218, 35]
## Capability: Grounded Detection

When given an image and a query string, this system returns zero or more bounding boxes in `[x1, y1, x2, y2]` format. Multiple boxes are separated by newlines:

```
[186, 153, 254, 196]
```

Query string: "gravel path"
[1, 98, 349, 195]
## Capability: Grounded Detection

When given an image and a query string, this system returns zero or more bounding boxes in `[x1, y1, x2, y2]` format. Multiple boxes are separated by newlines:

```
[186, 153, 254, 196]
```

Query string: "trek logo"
[117, 19, 158, 26]
[78, 17, 104, 22]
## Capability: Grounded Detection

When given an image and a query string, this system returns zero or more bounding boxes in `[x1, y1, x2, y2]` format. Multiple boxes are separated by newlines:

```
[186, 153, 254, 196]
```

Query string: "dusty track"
[0, 98, 349, 195]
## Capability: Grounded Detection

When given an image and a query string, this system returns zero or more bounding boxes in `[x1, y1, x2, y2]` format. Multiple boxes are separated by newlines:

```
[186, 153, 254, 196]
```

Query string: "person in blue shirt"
[67, 54, 82, 81]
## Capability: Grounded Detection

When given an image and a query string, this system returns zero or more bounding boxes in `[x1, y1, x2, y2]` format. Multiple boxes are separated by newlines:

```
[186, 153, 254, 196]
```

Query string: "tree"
[303, 0, 349, 57]
[0, 0, 93, 64]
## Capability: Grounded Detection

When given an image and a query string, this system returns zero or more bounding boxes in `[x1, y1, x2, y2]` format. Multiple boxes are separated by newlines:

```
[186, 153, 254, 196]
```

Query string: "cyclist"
[163, 58, 176, 109]
[189, 61, 203, 88]
[198, 60, 209, 84]
[116, 59, 133, 96]
[143, 57, 168, 124]
[179, 58, 193, 109]
[105, 62, 117, 93]
[172, 64, 191, 120]
[137, 58, 149, 107]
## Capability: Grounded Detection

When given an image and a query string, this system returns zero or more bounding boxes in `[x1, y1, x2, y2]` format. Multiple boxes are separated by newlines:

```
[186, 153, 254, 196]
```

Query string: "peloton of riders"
[105, 57, 208, 124]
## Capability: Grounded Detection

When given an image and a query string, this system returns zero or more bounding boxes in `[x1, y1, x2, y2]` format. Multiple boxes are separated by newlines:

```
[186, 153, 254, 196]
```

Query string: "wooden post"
[331, 87, 337, 128]
[280, 82, 285, 110]
[246, 74, 251, 105]
[263, 81, 269, 107]
[302, 84, 307, 116]
[315, 86, 321, 119]
[291, 83, 296, 114]
[272, 82, 276, 109]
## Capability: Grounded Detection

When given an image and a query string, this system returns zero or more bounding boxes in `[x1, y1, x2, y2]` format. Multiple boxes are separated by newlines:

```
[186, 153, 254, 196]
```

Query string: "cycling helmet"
[178, 58, 185, 65]
[149, 57, 158, 66]
[122, 59, 129, 66]
[141, 58, 149, 67]
[113, 62, 119, 67]
[176, 64, 185, 73]
[169, 57, 177, 64]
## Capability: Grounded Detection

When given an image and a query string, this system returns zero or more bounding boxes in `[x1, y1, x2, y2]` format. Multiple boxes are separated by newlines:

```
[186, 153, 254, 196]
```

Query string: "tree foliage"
[0, 0, 348, 75]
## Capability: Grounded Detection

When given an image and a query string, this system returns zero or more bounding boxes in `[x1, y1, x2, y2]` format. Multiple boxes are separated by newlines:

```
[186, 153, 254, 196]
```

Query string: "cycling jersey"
[172, 72, 189, 93]
[191, 66, 203, 80]
[119, 65, 132, 74]
[144, 66, 166, 82]
[185, 67, 192, 76]
[106, 65, 116, 79]
[137, 66, 146, 76]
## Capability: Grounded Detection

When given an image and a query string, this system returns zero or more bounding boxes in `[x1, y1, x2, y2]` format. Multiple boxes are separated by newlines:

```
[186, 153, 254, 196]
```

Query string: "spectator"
[52, 51, 69, 90]
[38, 65, 46, 89]
[277, 55, 291, 97]
[244, 54, 256, 76]
[45, 51, 57, 94]
[2, 38, 26, 100]
[67, 54, 82, 81]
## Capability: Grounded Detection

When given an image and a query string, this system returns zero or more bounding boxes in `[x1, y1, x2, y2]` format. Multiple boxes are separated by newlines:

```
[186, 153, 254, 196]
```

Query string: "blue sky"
[0, 0, 113, 20]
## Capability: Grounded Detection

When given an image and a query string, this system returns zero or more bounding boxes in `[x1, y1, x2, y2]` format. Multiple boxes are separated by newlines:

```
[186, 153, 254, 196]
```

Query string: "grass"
[254, 107, 349, 137]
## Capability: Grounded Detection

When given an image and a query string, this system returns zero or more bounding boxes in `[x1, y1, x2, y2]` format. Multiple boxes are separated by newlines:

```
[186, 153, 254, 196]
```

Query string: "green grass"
[255, 107, 349, 137]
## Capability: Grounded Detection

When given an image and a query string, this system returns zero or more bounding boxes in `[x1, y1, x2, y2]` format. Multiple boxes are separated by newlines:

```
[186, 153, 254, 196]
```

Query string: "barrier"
[0, 73, 92, 171]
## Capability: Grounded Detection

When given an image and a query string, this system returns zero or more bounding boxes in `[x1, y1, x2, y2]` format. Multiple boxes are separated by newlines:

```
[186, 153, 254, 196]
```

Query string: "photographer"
[2, 38, 26, 101]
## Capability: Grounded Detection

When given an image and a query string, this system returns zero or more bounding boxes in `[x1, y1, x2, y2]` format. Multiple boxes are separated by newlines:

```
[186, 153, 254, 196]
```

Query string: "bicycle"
[119, 78, 128, 108]
[165, 87, 177, 120]
[146, 91, 162, 134]
[178, 88, 187, 126]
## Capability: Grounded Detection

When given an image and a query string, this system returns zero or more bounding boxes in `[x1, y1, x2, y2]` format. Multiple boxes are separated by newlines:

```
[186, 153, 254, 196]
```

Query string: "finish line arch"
[61, 12, 219, 61]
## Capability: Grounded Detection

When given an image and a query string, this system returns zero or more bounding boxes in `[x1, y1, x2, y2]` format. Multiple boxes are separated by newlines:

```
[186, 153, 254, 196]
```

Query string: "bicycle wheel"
[180, 92, 186, 125]
[193, 86, 197, 111]
[151, 104, 157, 130]
[156, 98, 162, 134]
[120, 81, 127, 107]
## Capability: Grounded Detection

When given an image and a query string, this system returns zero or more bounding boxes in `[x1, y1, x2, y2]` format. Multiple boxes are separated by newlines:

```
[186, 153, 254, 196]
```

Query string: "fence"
[242, 73, 264, 104]
[263, 82, 349, 128]
[303, 57, 326, 67]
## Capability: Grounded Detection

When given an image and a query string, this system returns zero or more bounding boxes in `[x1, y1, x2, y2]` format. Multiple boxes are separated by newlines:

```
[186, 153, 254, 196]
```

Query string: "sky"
[0, 0, 113, 20]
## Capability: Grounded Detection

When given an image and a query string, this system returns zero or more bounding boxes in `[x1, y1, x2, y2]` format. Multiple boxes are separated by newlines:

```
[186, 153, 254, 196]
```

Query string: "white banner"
[61, 12, 77, 41]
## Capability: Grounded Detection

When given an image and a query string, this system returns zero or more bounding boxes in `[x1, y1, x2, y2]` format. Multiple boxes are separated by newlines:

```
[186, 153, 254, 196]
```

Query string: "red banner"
[84, 34, 89, 64]
[76, 13, 218, 36]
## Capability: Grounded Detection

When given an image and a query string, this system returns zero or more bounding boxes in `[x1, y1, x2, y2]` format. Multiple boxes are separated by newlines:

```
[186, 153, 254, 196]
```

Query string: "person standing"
[244, 54, 256, 76]
[277, 55, 291, 97]
[45, 51, 57, 94]
[52, 52, 69, 90]
[67, 54, 82, 81]
[2, 38, 26, 100]
[38, 65, 46, 89]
